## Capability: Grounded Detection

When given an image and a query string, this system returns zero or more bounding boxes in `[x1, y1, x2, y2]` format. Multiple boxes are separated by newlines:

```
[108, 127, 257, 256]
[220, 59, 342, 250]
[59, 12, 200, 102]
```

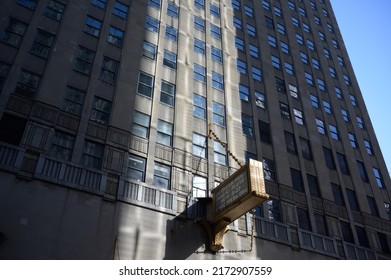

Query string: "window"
[113, 1, 128, 18]
[356, 227, 369, 248]
[92, 0, 107, 9]
[357, 161, 369, 182]
[193, 176, 207, 197]
[289, 84, 299, 98]
[296, 33, 304, 45]
[297, 208, 311, 231]
[107, 26, 124, 47]
[15, 70, 41, 97]
[291, 168, 303, 191]
[373, 168, 384, 188]
[367, 196, 379, 217]
[211, 46, 222, 63]
[299, 7, 307, 17]
[292, 16, 299, 27]
[314, 15, 320, 25]
[332, 39, 338, 49]
[160, 81, 175, 106]
[244, 5, 253, 17]
[146, 16, 159, 33]
[249, 44, 259, 58]
[252, 67, 262, 82]
[49, 131, 75, 161]
[194, 16, 205, 31]
[357, 116, 365, 129]
[364, 140, 372, 155]
[271, 55, 280, 69]
[149, 0, 161, 9]
[329, 124, 339, 140]
[17, 0, 37, 9]
[83, 141, 104, 169]
[337, 153, 349, 175]
[234, 37, 244, 51]
[233, 17, 242, 30]
[212, 71, 224, 91]
[73, 46, 95, 74]
[246, 24, 256, 37]
[236, 59, 247, 74]
[310, 2, 317, 10]
[294, 109, 304, 125]
[343, 74, 351, 86]
[193, 93, 206, 119]
[323, 147, 335, 170]
[195, 0, 205, 10]
[310, 94, 319, 108]
[377, 232, 391, 254]
[312, 58, 320, 69]
[285, 131, 297, 155]
[266, 200, 282, 222]
[193, 133, 207, 158]
[231, 0, 240, 10]
[100, 57, 118, 84]
[153, 163, 171, 189]
[305, 72, 313, 85]
[2, 18, 27, 47]
[84, 16, 102, 37]
[349, 133, 357, 148]
[316, 119, 326, 134]
[285, 62, 294, 75]
[273, 6, 281, 16]
[346, 189, 359, 211]
[300, 52, 308, 64]
[242, 113, 254, 138]
[142, 41, 157, 60]
[62, 87, 86, 116]
[239, 84, 249, 102]
[257, 121, 271, 144]
[307, 174, 320, 197]
[0, 114, 27, 145]
[324, 48, 330, 59]
[157, 119, 173, 146]
[318, 31, 325, 41]
[275, 77, 286, 92]
[210, 3, 220, 18]
[167, 2, 179, 17]
[163, 50, 177, 69]
[332, 183, 345, 206]
[385, 203, 391, 221]
[307, 39, 315, 51]
[277, 23, 285, 34]
[315, 213, 328, 236]
[281, 41, 289, 54]
[255, 91, 266, 109]
[213, 101, 225, 127]
[165, 25, 178, 41]
[194, 38, 206, 55]
[288, 1, 295, 10]
[329, 67, 336, 78]
[44, 0, 65, 21]
[210, 24, 221, 39]
[90, 96, 111, 125]
[263, 158, 276, 182]
[0, 62, 10, 90]
[137, 72, 154, 98]
[214, 141, 227, 165]
[127, 155, 146, 182]
[335, 87, 343, 99]
[300, 138, 312, 160]
[265, 16, 274, 29]
[30, 30, 55, 58]
[341, 109, 350, 122]
[338, 56, 345, 66]
[280, 102, 290, 120]
[317, 78, 326, 91]
[194, 64, 206, 82]
[131, 111, 150, 138]
[350, 94, 357, 107]
[340, 222, 354, 243]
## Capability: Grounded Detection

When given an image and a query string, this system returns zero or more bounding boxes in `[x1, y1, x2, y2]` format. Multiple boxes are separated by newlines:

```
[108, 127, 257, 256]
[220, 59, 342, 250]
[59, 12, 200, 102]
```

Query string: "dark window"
[337, 153, 349, 175]
[323, 147, 335, 170]
[163, 50, 177, 69]
[291, 168, 303, 191]
[84, 16, 102, 37]
[156, 119, 173, 146]
[17, 0, 37, 9]
[378, 232, 391, 254]
[113, 1, 129, 18]
[15, 70, 41, 97]
[3, 18, 27, 47]
[263, 158, 276, 182]
[332, 183, 345, 206]
[73, 46, 95, 74]
[314, 213, 328, 236]
[275, 77, 286, 92]
[259, 120, 271, 144]
[346, 189, 359, 211]
[160, 80, 175, 106]
[300, 138, 312, 160]
[297, 208, 311, 231]
[91, 0, 107, 9]
[62, 87, 86, 116]
[242, 114, 254, 138]
[357, 161, 369, 182]
[49, 131, 74, 161]
[373, 167, 384, 188]
[355, 226, 369, 248]
[367, 196, 379, 217]
[280, 102, 290, 120]
[340, 222, 354, 243]
[285, 131, 297, 155]
[107, 26, 124, 47]
[267, 200, 282, 222]
[30, 30, 55, 58]
[307, 174, 320, 197]
[385, 203, 391, 221]
[44, 0, 65, 21]
[100, 57, 119, 84]
[137, 72, 154, 98]
[0, 62, 11, 90]
[90, 96, 111, 125]
[127, 155, 146, 182]
[82, 140, 104, 169]
[0, 114, 27, 145]
[153, 162, 171, 189]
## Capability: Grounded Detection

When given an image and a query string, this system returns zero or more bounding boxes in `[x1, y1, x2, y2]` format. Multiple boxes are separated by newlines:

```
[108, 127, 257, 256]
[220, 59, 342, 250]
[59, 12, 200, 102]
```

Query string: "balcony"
[298, 229, 338, 258]
[343, 242, 377, 260]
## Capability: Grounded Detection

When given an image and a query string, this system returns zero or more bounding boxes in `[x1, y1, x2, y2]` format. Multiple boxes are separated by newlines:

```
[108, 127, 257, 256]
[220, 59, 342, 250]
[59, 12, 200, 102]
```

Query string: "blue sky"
[330, 0, 391, 173]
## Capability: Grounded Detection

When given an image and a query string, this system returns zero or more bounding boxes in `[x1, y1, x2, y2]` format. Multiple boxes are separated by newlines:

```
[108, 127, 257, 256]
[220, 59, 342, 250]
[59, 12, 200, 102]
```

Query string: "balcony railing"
[298, 229, 338, 257]
[0, 142, 24, 172]
[343, 242, 377, 260]
[253, 216, 291, 245]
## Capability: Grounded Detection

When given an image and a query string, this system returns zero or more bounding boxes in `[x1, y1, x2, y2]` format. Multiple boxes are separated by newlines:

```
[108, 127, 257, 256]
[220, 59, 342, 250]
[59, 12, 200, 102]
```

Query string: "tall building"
[0, 0, 390, 260]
